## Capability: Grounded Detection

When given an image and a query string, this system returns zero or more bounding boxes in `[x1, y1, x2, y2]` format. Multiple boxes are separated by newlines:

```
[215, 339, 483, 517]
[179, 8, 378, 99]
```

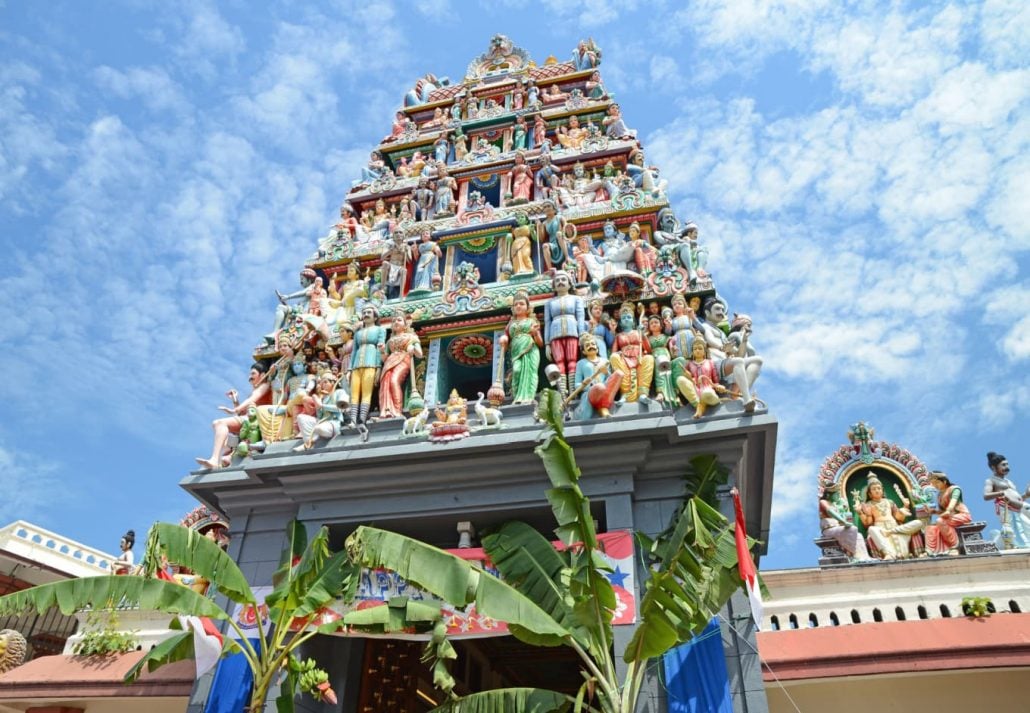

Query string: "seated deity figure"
[626, 148, 668, 196]
[855, 475, 926, 560]
[195, 361, 271, 470]
[601, 103, 636, 140]
[557, 115, 588, 150]
[293, 371, 348, 451]
[354, 150, 387, 187]
[819, 482, 871, 561]
[672, 338, 724, 419]
[983, 451, 1030, 549]
[325, 262, 368, 328]
[556, 161, 614, 208]
[925, 471, 972, 556]
[698, 297, 761, 413]
[572, 333, 623, 420]
[608, 303, 654, 403]
[596, 220, 636, 274]
[256, 352, 316, 444]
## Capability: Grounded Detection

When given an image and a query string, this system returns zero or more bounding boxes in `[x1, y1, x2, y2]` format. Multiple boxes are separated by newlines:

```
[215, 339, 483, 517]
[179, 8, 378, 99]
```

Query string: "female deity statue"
[348, 305, 386, 438]
[526, 79, 540, 106]
[572, 234, 604, 284]
[407, 151, 428, 177]
[668, 293, 700, 360]
[355, 150, 387, 186]
[434, 166, 457, 216]
[378, 314, 423, 419]
[646, 315, 677, 404]
[673, 338, 724, 419]
[385, 111, 406, 142]
[557, 115, 587, 150]
[512, 116, 528, 151]
[499, 290, 543, 404]
[602, 103, 635, 140]
[512, 82, 526, 111]
[510, 151, 534, 204]
[451, 96, 463, 122]
[629, 222, 657, 275]
[453, 129, 468, 162]
[543, 270, 586, 396]
[326, 262, 368, 328]
[819, 483, 871, 561]
[532, 114, 547, 148]
[585, 71, 607, 100]
[608, 303, 654, 403]
[925, 471, 972, 556]
[428, 107, 445, 128]
[586, 298, 614, 361]
[536, 200, 573, 272]
[509, 212, 535, 276]
[410, 228, 442, 292]
[465, 94, 479, 120]
[434, 133, 450, 164]
[856, 475, 926, 560]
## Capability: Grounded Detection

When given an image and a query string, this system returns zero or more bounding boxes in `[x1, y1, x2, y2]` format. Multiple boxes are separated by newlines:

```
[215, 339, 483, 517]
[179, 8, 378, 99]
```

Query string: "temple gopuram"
[758, 425, 1030, 712]
[183, 36, 777, 712]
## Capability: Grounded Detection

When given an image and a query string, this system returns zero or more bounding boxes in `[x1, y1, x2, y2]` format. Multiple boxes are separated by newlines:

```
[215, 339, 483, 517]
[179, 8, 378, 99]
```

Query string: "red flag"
[732, 488, 763, 630]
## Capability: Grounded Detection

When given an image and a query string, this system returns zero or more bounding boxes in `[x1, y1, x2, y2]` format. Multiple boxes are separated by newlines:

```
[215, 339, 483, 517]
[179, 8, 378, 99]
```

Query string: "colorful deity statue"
[855, 474, 926, 560]
[234, 406, 266, 459]
[537, 200, 573, 272]
[608, 303, 654, 403]
[435, 165, 458, 217]
[672, 337, 723, 419]
[508, 212, 535, 277]
[924, 471, 972, 556]
[196, 361, 273, 470]
[645, 315, 677, 404]
[627, 148, 667, 196]
[430, 389, 470, 443]
[355, 150, 387, 187]
[379, 314, 423, 420]
[697, 297, 761, 413]
[557, 115, 588, 150]
[983, 451, 1030, 549]
[819, 482, 871, 561]
[512, 115, 528, 151]
[410, 229, 442, 293]
[543, 270, 586, 397]
[531, 113, 546, 148]
[572, 332, 622, 419]
[327, 262, 368, 328]
[293, 371, 348, 451]
[434, 133, 450, 164]
[499, 290, 542, 404]
[629, 222, 657, 276]
[572, 38, 601, 70]
[348, 305, 386, 439]
[535, 154, 560, 200]
[453, 128, 468, 162]
[380, 232, 409, 300]
[510, 151, 534, 204]
[585, 71, 607, 100]
[586, 298, 615, 361]
[602, 103, 635, 140]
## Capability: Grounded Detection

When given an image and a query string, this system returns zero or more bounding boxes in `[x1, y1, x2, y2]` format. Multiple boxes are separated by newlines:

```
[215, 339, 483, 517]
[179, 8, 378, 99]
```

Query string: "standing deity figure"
[499, 290, 543, 404]
[543, 271, 586, 397]
[585, 71, 607, 100]
[413, 177, 435, 222]
[410, 229, 442, 293]
[645, 315, 677, 404]
[378, 314, 422, 420]
[527, 79, 540, 107]
[434, 165, 457, 217]
[602, 103, 635, 140]
[510, 151, 534, 204]
[453, 129, 468, 163]
[856, 475, 926, 560]
[512, 81, 526, 111]
[434, 133, 450, 164]
[983, 451, 1030, 549]
[465, 94, 479, 120]
[573, 333, 623, 420]
[450, 96, 463, 122]
[348, 305, 386, 439]
[672, 337, 724, 419]
[535, 154, 560, 200]
[508, 212, 535, 276]
[512, 116, 528, 151]
[586, 298, 615, 361]
[537, 200, 573, 272]
[818, 483, 871, 561]
[629, 222, 657, 275]
[380, 232, 409, 300]
[531, 113, 546, 148]
[668, 293, 699, 360]
[572, 38, 601, 70]
[608, 303, 654, 403]
[293, 371, 348, 451]
[925, 471, 972, 555]
[195, 361, 272, 469]
[557, 115, 588, 150]
[652, 209, 703, 281]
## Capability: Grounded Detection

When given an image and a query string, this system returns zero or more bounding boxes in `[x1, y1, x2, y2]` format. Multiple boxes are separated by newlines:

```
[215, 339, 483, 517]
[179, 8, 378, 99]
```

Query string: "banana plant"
[345, 389, 750, 712]
[0, 520, 361, 712]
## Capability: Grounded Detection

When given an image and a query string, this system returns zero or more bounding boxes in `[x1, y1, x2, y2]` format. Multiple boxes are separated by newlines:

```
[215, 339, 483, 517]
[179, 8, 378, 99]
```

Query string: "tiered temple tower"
[184, 36, 777, 712]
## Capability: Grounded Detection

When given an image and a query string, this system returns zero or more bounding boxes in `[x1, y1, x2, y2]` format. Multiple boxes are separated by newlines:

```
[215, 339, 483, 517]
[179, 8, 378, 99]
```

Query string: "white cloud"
[93, 66, 189, 114]
[979, 0, 1030, 69]
[0, 440, 58, 522]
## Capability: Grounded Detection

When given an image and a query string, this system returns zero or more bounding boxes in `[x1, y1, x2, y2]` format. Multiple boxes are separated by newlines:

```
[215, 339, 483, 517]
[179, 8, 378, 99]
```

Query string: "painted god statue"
[378, 314, 423, 420]
[293, 371, 348, 451]
[348, 305, 386, 438]
[536, 200, 573, 272]
[508, 212, 535, 277]
[924, 471, 972, 556]
[410, 229, 442, 293]
[672, 334, 724, 419]
[608, 303, 654, 403]
[557, 115, 588, 150]
[983, 451, 1030, 549]
[818, 482, 871, 561]
[855, 474, 926, 560]
[572, 332, 622, 420]
[499, 290, 543, 404]
[543, 270, 586, 397]
[195, 361, 272, 469]
[510, 150, 534, 204]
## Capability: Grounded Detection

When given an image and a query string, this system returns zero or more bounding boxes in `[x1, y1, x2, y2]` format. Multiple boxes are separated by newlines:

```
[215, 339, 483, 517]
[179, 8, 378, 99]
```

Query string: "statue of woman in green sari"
[499, 290, 542, 404]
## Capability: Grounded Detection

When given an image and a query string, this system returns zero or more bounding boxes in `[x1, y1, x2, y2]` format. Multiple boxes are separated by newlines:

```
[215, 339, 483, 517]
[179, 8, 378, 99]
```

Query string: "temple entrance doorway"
[356, 636, 584, 712]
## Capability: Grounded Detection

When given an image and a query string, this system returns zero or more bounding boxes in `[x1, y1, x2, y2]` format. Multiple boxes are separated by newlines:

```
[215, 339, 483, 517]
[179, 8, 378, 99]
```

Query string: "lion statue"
[0, 629, 27, 673]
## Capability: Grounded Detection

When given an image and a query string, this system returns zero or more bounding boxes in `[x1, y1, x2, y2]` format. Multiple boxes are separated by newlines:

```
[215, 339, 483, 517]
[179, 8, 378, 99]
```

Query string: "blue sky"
[0, 0, 1027, 570]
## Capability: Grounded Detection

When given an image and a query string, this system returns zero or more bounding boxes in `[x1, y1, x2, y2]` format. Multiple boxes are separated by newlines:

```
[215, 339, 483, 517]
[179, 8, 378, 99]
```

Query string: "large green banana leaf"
[346, 527, 570, 646]
[124, 629, 194, 683]
[150, 523, 254, 605]
[430, 687, 573, 713]
[0, 576, 227, 619]
[340, 595, 442, 632]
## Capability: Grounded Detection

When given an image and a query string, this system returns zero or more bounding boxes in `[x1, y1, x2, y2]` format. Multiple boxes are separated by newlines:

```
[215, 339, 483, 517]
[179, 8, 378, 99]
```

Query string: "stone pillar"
[424, 338, 442, 407]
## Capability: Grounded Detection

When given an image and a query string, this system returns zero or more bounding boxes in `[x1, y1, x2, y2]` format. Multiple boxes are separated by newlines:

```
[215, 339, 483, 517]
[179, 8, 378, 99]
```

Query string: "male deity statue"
[855, 474, 925, 560]
[348, 305, 387, 440]
[572, 332, 622, 420]
[380, 232, 409, 300]
[819, 482, 871, 561]
[698, 297, 762, 413]
[543, 270, 586, 397]
[608, 303, 654, 403]
[983, 451, 1030, 549]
